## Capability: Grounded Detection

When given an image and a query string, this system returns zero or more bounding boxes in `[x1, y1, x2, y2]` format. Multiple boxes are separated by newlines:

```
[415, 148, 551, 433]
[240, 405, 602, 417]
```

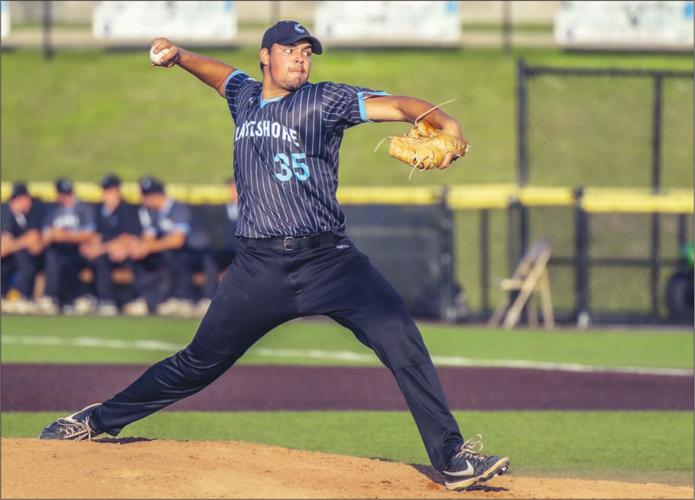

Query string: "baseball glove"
[388, 120, 470, 170]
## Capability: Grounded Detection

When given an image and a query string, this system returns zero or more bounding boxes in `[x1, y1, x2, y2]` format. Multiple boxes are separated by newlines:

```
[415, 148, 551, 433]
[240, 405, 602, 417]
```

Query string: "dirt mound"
[2, 438, 692, 499]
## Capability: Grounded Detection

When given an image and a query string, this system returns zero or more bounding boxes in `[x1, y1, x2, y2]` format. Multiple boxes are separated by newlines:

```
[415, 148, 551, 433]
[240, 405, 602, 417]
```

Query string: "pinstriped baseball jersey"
[223, 70, 389, 238]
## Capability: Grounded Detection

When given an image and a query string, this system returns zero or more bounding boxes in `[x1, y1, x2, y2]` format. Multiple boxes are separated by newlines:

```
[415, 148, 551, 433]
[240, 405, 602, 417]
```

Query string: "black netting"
[525, 68, 693, 190]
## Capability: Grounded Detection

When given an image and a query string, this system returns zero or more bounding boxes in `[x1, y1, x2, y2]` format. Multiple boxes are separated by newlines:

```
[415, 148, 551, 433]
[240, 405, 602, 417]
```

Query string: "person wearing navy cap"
[126, 176, 205, 318]
[37, 178, 97, 315]
[38, 20, 508, 493]
[1, 182, 44, 314]
[79, 174, 142, 316]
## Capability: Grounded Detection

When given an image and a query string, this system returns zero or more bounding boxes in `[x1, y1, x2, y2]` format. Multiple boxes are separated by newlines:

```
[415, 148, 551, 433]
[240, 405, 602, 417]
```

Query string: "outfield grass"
[3, 410, 691, 485]
[2, 315, 692, 368]
[2, 47, 691, 186]
[2, 47, 692, 315]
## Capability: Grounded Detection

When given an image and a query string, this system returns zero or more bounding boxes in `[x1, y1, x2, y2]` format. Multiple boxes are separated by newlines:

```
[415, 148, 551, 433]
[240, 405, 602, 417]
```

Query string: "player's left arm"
[365, 95, 463, 167]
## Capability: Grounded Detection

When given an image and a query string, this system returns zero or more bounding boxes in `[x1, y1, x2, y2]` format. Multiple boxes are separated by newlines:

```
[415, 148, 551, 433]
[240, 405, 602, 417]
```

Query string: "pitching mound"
[2, 438, 692, 499]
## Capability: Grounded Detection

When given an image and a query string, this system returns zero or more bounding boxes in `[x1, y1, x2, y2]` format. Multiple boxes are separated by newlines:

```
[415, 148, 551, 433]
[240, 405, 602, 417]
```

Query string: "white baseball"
[149, 46, 170, 66]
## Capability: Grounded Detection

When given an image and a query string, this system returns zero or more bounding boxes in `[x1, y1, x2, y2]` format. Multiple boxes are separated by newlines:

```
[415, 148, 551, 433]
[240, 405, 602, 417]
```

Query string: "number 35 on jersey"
[273, 153, 310, 182]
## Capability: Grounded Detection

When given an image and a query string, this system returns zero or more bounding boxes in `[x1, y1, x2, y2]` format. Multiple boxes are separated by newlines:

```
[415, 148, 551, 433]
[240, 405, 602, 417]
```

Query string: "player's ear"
[260, 48, 270, 68]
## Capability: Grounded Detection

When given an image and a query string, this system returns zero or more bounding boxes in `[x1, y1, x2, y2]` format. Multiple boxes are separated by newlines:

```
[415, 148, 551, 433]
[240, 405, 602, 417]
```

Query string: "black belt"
[239, 232, 343, 252]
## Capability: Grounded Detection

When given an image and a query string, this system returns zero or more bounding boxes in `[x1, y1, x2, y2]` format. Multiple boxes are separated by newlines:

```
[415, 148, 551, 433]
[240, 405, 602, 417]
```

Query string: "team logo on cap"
[294, 23, 306, 33]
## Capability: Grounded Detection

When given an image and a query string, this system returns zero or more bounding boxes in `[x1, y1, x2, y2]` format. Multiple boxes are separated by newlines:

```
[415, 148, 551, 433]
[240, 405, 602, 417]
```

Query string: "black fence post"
[42, 1, 54, 60]
[650, 213, 661, 319]
[516, 58, 531, 277]
[439, 186, 457, 322]
[651, 75, 663, 193]
[479, 209, 490, 316]
[517, 58, 528, 186]
[506, 197, 526, 322]
[574, 187, 590, 324]
[677, 214, 687, 249]
[649, 75, 664, 320]
[507, 198, 521, 277]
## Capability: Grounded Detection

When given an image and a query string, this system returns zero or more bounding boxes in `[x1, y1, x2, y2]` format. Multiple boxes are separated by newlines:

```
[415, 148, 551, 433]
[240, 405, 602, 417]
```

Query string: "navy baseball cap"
[261, 21, 323, 54]
[10, 182, 29, 200]
[55, 177, 73, 194]
[139, 176, 164, 195]
[100, 173, 121, 189]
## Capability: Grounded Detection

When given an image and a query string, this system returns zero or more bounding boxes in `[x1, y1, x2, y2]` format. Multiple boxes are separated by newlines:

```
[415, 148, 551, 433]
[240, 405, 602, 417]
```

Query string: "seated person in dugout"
[37, 178, 98, 315]
[125, 176, 216, 318]
[1, 182, 44, 314]
[213, 176, 240, 274]
[79, 174, 142, 316]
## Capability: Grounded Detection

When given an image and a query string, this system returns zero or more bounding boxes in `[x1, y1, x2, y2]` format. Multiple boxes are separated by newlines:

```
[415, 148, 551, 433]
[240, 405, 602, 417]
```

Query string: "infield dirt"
[2, 438, 692, 499]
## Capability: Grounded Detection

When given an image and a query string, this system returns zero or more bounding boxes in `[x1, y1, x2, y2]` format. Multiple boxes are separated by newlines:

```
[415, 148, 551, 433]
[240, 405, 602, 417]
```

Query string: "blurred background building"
[2, 1, 692, 51]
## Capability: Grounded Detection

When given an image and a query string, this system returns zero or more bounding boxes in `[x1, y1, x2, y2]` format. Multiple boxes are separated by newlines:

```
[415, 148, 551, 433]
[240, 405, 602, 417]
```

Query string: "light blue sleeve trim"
[80, 223, 96, 232]
[357, 90, 390, 123]
[222, 69, 245, 94]
[173, 222, 191, 234]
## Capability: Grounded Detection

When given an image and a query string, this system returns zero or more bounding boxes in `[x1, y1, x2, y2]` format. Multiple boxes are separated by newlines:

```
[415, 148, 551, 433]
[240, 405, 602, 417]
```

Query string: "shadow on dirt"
[94, 437, 155, 445]
[409, 463, 510, 492]
[409, 463, 444, 483]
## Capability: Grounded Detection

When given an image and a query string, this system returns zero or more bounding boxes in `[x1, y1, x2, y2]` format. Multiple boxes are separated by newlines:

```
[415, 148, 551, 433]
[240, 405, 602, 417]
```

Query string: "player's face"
[9, 195, 31, 214]
[102, 187, 122, 210]
[265, 42, 313, 91]
[142, 193, 165, 210]
[57, 192, 75, 207]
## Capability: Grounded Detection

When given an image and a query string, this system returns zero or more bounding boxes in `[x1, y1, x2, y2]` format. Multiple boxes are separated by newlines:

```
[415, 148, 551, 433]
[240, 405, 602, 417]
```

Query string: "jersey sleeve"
[320, 82, 390, 134]
[223, 70, 255, 124]
[77, 203, 96, 232]
[138, 207, 156, 236]
[0, 204, 11, 234]
[169, 203, 192, 235]
[123, 204, 142, 236]
[42, 206, 57, 230]
[26, 200, 44, 231]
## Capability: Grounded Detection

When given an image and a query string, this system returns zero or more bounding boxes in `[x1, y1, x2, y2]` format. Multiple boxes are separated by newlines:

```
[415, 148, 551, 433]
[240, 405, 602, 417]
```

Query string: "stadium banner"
[1, 1, 10, 39]
[555, 1, 694, 50]
[314, 1, 460, 44]
[92, 1, 237, 39]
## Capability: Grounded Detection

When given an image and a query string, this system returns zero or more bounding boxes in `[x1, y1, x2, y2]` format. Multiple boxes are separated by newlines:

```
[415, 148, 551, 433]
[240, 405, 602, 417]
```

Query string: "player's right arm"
[150, 37, 234, 97]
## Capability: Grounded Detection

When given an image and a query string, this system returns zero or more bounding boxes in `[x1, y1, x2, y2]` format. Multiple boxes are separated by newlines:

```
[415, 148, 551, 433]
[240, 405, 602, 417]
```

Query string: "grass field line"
[3, 334, 692, 376]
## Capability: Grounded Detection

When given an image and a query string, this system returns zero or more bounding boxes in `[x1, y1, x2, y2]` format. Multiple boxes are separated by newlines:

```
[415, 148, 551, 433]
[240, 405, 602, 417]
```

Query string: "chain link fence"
[508, 62, 694, 324]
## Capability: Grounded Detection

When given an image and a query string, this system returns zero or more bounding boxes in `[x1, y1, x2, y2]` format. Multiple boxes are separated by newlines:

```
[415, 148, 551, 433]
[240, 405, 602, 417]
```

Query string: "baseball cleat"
[442, 434, 510, 491]
[38, 403, 103, 441]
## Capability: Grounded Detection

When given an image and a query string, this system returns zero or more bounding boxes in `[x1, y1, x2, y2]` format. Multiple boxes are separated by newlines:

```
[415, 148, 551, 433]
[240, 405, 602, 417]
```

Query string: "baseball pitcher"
[39, 21, 509, 491]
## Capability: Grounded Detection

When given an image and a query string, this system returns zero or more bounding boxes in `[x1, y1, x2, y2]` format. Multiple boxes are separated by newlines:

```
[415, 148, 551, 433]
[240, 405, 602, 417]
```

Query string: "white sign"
[1, 1, 10, 39]
[315, 1, 460, 43]
[555, 1, 694, 49]
[93, 1, 237, 39]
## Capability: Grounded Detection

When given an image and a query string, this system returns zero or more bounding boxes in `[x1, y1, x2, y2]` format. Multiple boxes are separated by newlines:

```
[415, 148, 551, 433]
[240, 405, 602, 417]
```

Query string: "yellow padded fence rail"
[582, 188, 694, 214]
[1, 182, 692, 214]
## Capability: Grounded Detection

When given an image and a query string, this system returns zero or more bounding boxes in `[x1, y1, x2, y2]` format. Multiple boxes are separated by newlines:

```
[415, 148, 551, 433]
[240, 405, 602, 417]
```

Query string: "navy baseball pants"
[90, 235, 463, 471]
[1, 250, 39, 299]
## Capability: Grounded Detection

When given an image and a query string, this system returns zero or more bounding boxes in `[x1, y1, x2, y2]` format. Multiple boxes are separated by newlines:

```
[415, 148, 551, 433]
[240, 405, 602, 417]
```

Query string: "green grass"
[2, 47, 691, 186]
[2, 47, 692, 315]
[2, 315, 692, 368]
[3, 410, 692, 484]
